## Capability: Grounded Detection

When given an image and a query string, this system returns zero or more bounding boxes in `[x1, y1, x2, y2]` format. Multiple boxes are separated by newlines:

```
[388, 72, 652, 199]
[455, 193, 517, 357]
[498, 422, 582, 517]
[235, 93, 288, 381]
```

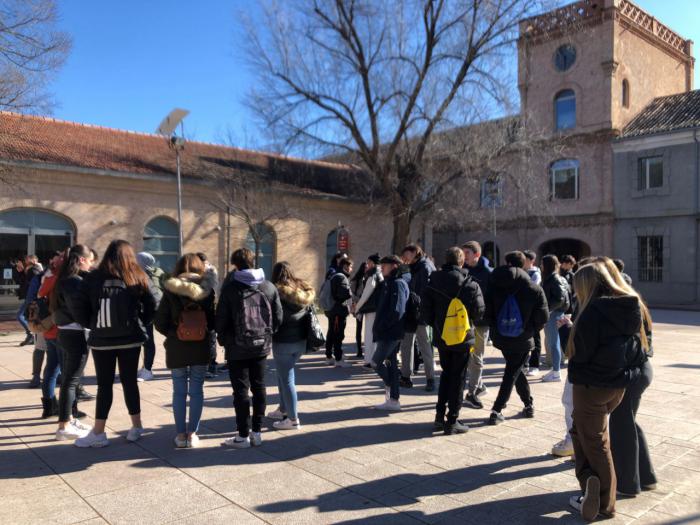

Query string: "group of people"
[15, 237, 656, 522]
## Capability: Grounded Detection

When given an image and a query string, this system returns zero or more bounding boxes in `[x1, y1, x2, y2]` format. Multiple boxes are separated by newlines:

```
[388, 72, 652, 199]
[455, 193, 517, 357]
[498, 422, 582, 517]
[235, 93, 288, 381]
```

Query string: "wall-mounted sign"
[337, 228, 350, 253]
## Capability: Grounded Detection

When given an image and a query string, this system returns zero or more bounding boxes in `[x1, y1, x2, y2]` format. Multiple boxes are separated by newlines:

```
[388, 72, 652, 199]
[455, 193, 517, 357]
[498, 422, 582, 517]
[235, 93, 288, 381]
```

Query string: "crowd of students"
[13, 238, 656, 522]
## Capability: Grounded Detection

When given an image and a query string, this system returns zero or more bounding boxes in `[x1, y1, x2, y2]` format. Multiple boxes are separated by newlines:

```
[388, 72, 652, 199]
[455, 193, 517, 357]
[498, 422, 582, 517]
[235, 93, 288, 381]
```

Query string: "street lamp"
[156, 108, 190, 256]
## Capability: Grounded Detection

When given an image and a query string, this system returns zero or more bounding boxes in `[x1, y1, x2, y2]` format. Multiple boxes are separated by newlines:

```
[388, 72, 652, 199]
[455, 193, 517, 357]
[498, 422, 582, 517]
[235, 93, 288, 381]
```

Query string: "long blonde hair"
[566, 261, 651, 358]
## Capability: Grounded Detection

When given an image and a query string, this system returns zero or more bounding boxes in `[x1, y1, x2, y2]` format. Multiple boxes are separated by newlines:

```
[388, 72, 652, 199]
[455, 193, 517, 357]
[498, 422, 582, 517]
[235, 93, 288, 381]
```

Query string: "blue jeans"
[41, 339, 62, 399]
[16, 300, 30, 335]
[273, 341, 305, 420]
[373, 340, 401, 400]
[171, 365, 207, 434]
[544, 312, 564, 372]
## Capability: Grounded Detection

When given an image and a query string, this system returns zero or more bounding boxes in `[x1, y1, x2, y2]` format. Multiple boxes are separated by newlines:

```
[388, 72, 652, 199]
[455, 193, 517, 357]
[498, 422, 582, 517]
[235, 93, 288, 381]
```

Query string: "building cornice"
[612, 128, 700, 152]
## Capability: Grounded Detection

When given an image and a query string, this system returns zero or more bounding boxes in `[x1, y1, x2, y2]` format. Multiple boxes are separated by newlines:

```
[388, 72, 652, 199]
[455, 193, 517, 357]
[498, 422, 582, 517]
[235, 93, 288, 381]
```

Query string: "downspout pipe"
[695, 129, 700, 303]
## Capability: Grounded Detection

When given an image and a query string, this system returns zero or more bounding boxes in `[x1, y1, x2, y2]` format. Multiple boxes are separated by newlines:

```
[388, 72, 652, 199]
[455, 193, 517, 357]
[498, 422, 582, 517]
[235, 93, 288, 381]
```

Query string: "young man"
[136, 252, 165, 382]
[371, 255, 410, 411]
[523, 249, 543, 375]
[354, 253, 383, 367]
[217, 248, 283, 449]
[484, 251, 548, 426]
[560, 255, 576, 287]
[461, 241, 492, 409]
[399, 244, 436, 391]
[422, 247, 484, 435]
[325, 258, 354, 367]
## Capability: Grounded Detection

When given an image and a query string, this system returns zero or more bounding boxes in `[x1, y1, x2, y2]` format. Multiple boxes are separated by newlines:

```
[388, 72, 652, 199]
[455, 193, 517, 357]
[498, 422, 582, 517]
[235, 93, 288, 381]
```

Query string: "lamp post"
[156, 108, 190, 256]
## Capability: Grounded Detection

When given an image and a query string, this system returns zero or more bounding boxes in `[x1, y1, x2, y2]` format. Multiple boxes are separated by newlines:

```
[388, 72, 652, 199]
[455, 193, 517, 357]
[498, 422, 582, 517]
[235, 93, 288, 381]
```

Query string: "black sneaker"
[444, 420, 469, 435]
[425, 379, 435, 392]
[488, 411, 505, 425]
[28, 375, 41, 389]
[20, 334, 34, 347]
[217, 363, 229, 372]
[464, 392, 483, 409]
[399, 376, 413, 388]
[433, 415, 445, 432]
[523, 405, 535, 418]
[76, 385, 94, 401]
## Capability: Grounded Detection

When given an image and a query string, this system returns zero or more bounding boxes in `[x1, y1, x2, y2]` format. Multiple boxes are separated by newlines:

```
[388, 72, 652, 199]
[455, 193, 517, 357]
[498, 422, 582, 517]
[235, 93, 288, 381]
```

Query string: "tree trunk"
[391, 209, 412, 255]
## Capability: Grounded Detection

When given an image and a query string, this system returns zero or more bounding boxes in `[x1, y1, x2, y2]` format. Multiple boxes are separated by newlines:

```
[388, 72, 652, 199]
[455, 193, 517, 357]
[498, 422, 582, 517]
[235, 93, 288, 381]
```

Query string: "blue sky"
[50, 0, 700, 148]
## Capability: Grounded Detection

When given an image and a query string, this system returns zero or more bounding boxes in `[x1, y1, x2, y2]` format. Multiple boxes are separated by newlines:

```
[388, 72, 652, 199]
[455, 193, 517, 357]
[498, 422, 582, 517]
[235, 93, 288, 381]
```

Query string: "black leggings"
[92, 346, 141, 420]
[493, 350, 532, 413]
[228, 356, 267, 437]
[57, 330, 89, 423]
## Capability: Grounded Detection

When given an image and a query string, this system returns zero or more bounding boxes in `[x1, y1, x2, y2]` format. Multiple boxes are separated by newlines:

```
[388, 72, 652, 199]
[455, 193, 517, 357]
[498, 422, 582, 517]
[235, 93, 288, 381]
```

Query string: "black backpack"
[92, 279, 139, 338]
[233, 286, 273, 351]
[404, 291, 422, 332]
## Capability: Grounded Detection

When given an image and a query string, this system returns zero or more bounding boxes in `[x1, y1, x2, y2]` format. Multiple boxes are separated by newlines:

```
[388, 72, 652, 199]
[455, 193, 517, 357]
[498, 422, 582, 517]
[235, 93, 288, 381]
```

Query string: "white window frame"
[638, 156, 663, 191]
[638, 235, 663, 283]
[555, 90, 576, 131]
[550, 159, 580, 200]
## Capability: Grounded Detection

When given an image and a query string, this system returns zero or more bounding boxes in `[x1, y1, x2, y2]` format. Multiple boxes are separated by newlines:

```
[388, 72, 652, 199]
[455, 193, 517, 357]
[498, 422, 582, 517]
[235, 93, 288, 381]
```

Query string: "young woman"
[566, 262, 650, 522]
[51, 245, 94, 440]
[350, 262, 367, 359]
[154, 253, 216, 448]
[267, 261, 315, 430]
[73, 240, 157, 448]
[38, 251, 64, 419]
[540, 255, 570, 382]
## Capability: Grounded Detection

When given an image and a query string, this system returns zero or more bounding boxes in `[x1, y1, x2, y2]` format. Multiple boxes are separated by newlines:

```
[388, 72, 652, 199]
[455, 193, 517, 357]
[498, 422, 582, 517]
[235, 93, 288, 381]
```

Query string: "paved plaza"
[1, 312, 700, 525]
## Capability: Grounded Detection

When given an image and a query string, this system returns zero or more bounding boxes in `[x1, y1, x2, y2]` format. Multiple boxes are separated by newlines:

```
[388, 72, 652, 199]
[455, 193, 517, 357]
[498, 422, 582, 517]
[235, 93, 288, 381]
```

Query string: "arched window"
[245, 223, 276, 278]
[554, 89, 576, 131]
[622, 79, 630, 108]
[143, 216, 179, 272]
[550, 159, 580, 200]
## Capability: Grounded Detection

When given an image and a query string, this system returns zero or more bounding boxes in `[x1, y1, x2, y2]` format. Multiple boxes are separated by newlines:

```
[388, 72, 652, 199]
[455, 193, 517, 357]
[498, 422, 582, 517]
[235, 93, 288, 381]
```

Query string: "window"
[554, 45, 577, 72]
[638, 236, 663, 282]
[143, 216, 179, 273]
[550, 159, 579, 200]
[480, 178, 503, 208]
[638, 156, 663, 190]
[245, 223, 276, 278]
[622, 79, 630, 108]
[555, 90, 576, 131]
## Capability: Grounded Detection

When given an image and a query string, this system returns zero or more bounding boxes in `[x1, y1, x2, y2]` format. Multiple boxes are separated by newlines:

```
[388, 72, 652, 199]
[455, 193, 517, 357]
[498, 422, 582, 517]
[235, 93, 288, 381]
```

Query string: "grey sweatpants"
[399, 325, 435, 380]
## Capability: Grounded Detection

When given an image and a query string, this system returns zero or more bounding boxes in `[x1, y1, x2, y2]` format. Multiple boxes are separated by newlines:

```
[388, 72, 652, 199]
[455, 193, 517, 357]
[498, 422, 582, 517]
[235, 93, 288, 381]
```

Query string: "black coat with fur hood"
[154, 272, 216, 369]
[274, 282, 316, 343]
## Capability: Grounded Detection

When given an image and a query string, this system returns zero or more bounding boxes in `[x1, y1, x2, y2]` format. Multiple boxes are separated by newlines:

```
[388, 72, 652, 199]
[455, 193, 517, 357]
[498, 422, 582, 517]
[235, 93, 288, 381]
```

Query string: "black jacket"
[568, 295, 648, 388]
[356, 267, 382, 315]
[327, 271, 352, 317]
[421, 265, 484, 352]
[154, 273, 216, 369]
[485, 266, 549, 353]
[17, 265, 42, 300]
[542, 273, 570, 313]
[373, 269, 410, 342]
[74, 270, 157, 349]
[274, 282, 315, 343]
[53, 272, 88, 327]
[216, 270, 283, 360]
[465, 257, 493, 326]
[409, 256, 435, 297]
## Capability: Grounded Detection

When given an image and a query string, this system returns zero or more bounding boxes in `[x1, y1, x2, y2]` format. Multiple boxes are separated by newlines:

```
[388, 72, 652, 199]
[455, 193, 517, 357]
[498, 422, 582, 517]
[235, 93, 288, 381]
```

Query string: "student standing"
[324, 258, 353, 367]
[354, 254, 383, 367]
[154, 253, 215, 448]
[540, 255, 570, 382]
[136, 252, 165, 382]
[73, 240, 157, 448]
[37, 251, 64, 418]
[218, 248, 283, 449]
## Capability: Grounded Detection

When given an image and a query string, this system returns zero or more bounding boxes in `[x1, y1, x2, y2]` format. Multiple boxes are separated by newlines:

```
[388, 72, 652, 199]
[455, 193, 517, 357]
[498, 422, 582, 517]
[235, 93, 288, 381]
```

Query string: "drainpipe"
[695, 129, 700, 303]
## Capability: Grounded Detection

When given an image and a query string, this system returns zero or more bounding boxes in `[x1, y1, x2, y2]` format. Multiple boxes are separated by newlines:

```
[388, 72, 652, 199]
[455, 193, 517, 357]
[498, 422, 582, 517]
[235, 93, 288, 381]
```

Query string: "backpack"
[319, 275, 336, 312]
[497, 293, 524, 338]
[440, 279, 471, 346]
[176, 301, 207, 342]
[233, 286, 273, 351]
[404, 291, 422, 331]
[92, 279, 140, 338]
[27, 296, 54, 333]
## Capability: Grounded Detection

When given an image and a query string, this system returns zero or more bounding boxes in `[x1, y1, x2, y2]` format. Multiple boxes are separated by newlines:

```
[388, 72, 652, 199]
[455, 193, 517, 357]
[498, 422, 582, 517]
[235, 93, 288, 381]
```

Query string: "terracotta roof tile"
[621, 90, 700, 138]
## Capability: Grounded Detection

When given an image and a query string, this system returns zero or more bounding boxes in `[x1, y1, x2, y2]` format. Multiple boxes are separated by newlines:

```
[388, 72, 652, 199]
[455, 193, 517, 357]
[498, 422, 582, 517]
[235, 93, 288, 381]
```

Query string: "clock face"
[554, 45, 576, 72]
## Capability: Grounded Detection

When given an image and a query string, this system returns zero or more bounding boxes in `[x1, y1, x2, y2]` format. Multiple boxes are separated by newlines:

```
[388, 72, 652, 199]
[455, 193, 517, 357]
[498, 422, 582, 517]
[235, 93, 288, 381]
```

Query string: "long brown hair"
[98, 240, 148, 291]
[566, 262, 651, 358]
[174, 253, 205, 276]
[50, 244, 91, 312]
[272, 261, 313, 292]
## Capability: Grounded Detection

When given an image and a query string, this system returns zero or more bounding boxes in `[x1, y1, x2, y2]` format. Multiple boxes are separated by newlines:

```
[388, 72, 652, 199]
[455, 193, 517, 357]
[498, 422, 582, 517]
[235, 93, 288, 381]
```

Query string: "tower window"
[622, 79, 630, 108]
[550, 159, 579, 200]
[554, 45, 577, 72]
[555, 90, 576, 131]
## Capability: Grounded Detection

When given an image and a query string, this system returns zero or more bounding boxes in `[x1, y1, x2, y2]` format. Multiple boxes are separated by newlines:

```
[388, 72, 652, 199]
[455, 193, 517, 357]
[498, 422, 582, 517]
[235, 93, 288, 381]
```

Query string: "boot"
[41, 397, 52, 419]
[19, 333, 35, 346]
[76, 384, 94, 401]
[32, 348, 45, 377]
[28, 375, 41, 388]
[72, 399, 86, 419]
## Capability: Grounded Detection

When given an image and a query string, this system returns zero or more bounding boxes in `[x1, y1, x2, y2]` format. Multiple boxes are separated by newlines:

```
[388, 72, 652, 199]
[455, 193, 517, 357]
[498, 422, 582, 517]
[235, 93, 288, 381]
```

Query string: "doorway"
[538, 238, 591, 262]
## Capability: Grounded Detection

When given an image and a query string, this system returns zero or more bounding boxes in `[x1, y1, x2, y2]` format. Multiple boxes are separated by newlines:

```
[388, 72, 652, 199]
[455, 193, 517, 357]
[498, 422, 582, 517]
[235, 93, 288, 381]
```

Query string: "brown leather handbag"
[176, 302, 207, 342]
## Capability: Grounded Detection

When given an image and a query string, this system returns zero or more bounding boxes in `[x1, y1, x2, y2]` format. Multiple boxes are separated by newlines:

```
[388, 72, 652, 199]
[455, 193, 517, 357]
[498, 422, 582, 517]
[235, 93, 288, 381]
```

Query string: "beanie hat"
[136, 252, 156, 270]
[368, 253, 381, 264]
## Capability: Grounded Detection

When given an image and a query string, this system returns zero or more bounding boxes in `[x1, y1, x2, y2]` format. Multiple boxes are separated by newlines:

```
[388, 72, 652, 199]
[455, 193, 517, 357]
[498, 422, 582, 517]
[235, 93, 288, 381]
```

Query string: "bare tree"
[242, 0, 553, 252]
[0, 0, 71, 112]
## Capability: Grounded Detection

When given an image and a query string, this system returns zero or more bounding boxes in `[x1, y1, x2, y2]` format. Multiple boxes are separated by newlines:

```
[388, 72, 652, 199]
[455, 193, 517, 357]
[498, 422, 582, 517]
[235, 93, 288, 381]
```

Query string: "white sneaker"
[137, 368, 154, 382]
[335, 360, 352, 368]
[569, 495, 583, 512]
[325, 358, 336, 366]
[552, 437, 574, 457]
[56, 425, 90, 441]
[541, 371, 561, 382]
[267, 407, 286, 420]
[250, 432, 263, 447]
[526, 367, 540, 377]
[74, 430, 110, 448]
[373, 399, 402, 411]
[70, 419, 92, 432]
[273, 418, 302, 430]
[174, 435, 188, 448]
[222, 436, 251, 449]
[385, 386, 390, 401]
[187, 434, 200, 448]
[126, 426, 145, 442]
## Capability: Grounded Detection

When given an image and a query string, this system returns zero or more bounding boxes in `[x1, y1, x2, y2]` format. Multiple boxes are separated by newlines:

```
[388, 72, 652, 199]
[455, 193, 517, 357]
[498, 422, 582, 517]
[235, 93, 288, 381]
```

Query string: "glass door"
[0, 233, 28, 315]
[34, 232, 73, 267]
